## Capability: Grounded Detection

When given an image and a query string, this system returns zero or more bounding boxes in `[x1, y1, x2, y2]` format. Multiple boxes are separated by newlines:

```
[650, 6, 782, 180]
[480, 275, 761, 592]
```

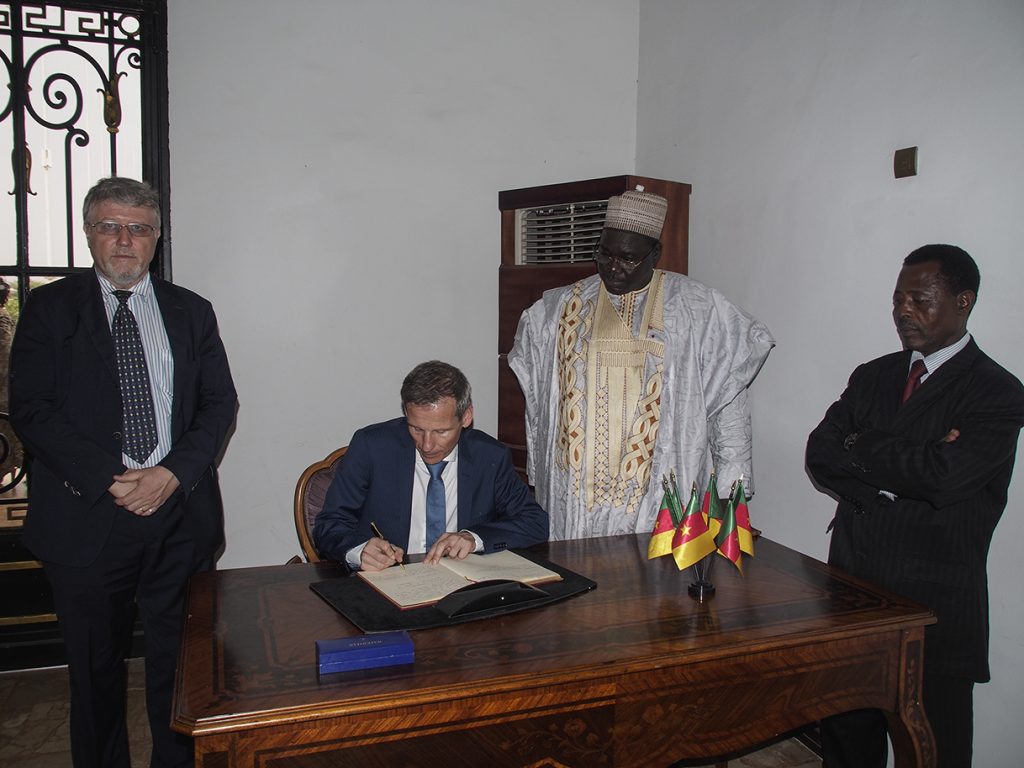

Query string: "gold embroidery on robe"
[584, 272, 665, 513]
[555, 283, 591, 497]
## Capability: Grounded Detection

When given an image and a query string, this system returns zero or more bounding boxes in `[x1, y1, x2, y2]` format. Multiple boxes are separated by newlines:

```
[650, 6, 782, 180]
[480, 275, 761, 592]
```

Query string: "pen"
[370, 521, 405, 570]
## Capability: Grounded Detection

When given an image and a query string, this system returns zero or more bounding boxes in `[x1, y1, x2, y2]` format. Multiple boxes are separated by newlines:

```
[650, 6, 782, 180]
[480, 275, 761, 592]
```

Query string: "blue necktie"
[425, 461, 448, 549]
[112, 290, 158, 463]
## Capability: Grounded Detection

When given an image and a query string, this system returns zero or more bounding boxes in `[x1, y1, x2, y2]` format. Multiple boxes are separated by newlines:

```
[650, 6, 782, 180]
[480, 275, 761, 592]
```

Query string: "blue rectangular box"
[316, 631, 414, 675]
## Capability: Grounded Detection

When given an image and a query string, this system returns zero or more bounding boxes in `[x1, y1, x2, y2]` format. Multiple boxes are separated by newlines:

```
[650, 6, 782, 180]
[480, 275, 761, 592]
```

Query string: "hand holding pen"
[363, 521, 406, 572]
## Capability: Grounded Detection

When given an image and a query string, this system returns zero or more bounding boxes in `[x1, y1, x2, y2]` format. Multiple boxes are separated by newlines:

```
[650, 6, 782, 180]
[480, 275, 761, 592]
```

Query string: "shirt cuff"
[463, 530, 484, 552]
[346, 541, 367, 569]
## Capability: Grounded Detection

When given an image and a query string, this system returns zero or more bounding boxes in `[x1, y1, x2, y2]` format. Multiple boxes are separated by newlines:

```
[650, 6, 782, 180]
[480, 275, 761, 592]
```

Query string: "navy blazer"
[313, 417, 548, 565]
[806, 339, 1024, 680]
[10, 270, 237, 567]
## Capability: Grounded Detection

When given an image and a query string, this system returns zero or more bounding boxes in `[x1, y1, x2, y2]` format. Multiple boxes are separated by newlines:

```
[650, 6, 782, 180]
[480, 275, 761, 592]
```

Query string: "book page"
[358, 551, 563, 609]
[440, 550, 562, 586]
[358, 563, 473, 609]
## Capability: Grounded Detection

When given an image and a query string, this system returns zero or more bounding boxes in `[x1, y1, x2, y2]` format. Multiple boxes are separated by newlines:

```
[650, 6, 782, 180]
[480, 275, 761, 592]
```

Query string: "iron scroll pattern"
[0, 2, 167, 535]
[0, 2, 145, 263]
[0, 411, 25, 495]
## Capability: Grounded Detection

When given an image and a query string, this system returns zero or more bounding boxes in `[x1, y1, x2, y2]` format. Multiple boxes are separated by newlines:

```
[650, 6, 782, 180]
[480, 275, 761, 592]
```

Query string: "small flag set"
[647, 470, 754, 599]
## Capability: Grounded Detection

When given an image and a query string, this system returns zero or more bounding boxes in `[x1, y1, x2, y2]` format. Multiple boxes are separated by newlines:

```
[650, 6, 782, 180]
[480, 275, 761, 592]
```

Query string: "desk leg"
[193, 732, 238, 768]
[885, 628, 936, 768]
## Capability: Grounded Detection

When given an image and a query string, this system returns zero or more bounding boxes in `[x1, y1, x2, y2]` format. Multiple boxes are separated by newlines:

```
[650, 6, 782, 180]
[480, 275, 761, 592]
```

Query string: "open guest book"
[310, 548, 595, 632]
[357, 550, 563, 610]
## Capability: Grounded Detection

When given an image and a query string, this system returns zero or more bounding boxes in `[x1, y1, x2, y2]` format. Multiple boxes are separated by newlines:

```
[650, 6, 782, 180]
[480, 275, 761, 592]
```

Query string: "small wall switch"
[894, 146, 918, 178]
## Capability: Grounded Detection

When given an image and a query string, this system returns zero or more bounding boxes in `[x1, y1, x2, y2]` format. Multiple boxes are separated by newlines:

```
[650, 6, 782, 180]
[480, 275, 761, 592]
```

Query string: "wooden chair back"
[292, 446, 347, 563]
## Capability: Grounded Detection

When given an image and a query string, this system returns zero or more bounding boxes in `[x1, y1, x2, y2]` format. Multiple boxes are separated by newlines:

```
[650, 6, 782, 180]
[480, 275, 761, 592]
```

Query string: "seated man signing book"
[313, 361, 549, 571]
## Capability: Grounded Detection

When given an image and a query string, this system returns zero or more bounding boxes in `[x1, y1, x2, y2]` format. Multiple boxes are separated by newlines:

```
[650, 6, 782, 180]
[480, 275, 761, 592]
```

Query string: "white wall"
[167, 0, 1022, 762]
[167, 0, 639, 566]
[636, 1, 1024, 765]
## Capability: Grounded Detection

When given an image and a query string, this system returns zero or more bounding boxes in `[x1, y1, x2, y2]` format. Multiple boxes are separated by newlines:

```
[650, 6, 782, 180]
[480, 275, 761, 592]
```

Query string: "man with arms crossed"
[314, 360, 548, 570]
[806, 244, 1024, 768]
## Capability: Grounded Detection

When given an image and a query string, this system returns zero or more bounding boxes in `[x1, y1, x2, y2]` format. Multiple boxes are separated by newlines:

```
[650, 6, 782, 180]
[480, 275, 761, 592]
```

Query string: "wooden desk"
[173, 536, 935, 767]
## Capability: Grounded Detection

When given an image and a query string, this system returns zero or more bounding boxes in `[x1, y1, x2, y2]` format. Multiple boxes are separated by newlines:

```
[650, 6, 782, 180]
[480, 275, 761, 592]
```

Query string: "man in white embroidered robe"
[509, 189, 775, 539]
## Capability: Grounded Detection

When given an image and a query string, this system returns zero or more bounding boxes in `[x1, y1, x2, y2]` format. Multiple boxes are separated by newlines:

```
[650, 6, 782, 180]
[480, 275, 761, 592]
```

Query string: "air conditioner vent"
[516, 199, 608, 265]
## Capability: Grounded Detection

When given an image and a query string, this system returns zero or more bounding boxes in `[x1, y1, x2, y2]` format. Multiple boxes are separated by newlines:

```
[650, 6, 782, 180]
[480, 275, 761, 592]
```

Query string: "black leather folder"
[310, 549, 597, 633]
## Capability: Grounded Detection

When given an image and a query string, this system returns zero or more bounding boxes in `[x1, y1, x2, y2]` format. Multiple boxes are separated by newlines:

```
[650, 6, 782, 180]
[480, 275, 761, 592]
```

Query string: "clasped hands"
[360, 530, 476, 572]
[108, 465, 180, 516]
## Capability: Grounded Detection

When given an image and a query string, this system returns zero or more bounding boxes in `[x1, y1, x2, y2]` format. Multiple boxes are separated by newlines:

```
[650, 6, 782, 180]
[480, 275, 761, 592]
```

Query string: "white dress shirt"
[345, 444, 483, 568]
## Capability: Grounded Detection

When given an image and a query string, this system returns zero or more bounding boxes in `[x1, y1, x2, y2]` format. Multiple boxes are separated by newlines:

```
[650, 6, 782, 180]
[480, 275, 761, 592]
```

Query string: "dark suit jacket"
[10, 270, 237, 567]
[806, 339, 1024, 680]
[313, 417, 549, 566]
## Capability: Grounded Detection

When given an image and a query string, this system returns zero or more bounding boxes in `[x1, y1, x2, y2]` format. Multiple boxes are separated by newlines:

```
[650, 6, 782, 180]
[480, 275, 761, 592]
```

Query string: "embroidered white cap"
[603, 186, 668, 240]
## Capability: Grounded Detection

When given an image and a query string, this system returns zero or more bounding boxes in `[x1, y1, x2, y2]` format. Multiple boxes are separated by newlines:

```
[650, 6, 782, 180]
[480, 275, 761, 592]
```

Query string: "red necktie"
[901, 359, 927, 404]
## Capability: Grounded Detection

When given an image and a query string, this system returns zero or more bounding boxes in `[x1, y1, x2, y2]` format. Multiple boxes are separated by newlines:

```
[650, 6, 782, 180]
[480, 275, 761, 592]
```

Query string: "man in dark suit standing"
[314, 360, 548, 571]
[10, 177, 237, 768]
[806, 244, 1024, 768]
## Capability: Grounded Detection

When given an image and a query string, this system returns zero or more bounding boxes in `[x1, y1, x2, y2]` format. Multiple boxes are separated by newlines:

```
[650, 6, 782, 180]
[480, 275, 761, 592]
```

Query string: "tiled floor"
[0, 659, 151, 768]
[0, 659, 821, 767]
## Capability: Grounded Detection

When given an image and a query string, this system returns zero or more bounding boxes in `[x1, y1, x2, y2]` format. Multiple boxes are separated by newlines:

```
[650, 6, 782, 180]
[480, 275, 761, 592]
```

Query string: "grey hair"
[82, 177, 161, 228]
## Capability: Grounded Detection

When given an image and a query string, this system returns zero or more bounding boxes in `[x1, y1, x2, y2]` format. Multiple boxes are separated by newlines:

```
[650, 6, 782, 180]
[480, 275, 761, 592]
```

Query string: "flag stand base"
[687, 580, 715, 601]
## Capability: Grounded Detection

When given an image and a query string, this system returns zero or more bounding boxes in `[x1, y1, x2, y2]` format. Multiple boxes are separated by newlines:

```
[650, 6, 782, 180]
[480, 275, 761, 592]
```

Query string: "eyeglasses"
[593, 242, 657, 268]
[86, 221, 158, 238]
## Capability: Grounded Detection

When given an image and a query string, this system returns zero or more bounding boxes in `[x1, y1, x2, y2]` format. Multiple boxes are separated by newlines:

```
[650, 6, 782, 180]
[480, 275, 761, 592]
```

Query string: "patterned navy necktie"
[425, 461, 448, 549]
[112, 290, 158, 463]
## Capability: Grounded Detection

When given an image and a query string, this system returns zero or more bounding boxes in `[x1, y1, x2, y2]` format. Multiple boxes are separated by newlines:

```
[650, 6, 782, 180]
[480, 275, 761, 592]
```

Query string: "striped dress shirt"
[98, 272, 174, 468]
[909, 331, 973, 382]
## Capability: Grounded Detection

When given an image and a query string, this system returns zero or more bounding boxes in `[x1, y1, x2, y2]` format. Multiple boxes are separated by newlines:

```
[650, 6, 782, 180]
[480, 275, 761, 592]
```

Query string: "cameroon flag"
[715, 485, 743, 572]
[666, 475, 685, 526]
[732, 479, 755, 556]
[702, 472, 723, 540]
[647, 487, 676, 559]
[672, 482, 717, 570]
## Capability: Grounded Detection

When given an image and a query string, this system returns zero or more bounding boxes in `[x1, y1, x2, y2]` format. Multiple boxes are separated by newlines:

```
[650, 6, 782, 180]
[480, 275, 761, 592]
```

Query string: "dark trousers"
[45, 501, 207, 768]
[820, 672, 975, 768]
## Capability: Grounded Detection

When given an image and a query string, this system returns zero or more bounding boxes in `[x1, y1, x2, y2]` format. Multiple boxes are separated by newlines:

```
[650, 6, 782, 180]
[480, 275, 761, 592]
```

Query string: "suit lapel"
[152, 278, 188, 413]
[393, 420, 417, 546]
[455, 431, 475, 529]
[79, 271, 119, 380]
[875, 352, 911, 426]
